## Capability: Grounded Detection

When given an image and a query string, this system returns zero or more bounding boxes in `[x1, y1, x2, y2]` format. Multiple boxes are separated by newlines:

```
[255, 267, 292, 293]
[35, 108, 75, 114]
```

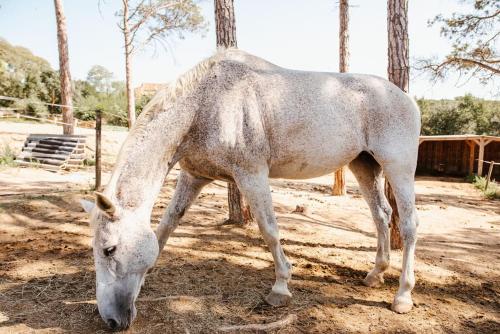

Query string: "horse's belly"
[268, 152, 357, 179]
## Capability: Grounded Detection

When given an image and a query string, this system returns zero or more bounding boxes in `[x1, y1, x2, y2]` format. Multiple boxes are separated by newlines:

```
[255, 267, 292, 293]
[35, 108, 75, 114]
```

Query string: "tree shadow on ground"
[0, 250, 498, 333]
[416, 192, 499, 215]
[1, 175, 499, 333]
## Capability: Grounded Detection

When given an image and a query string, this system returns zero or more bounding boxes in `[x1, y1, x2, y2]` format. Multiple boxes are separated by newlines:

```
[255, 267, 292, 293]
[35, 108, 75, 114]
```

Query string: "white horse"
[81, 49, 420, 330]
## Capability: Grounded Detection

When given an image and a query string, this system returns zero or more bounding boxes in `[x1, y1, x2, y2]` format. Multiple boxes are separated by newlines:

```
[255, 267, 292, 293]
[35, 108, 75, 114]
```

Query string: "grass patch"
[0, 142, 16, 166]
[470, 175, 500, 200]
[83, 158, 95, 166]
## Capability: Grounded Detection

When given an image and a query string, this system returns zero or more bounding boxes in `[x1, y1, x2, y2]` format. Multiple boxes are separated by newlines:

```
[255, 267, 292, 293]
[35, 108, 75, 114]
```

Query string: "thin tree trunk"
[333, 167, 346, 195]
[386, 0, 409, 250]
[332, 0, 349, 196]
[214, 0, 251, 225]
[123, 0, 136, 128]
[54, 0, 73, 135]
[339, 0, 349, 73]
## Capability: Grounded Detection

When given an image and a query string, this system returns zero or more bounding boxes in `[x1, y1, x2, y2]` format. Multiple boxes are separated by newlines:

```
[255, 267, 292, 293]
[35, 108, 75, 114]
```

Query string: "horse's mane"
[138, 48, 238, 123]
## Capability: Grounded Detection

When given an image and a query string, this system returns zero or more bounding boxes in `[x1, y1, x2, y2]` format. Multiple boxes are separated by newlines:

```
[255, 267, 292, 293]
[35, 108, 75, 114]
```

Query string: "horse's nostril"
[107, 318, 118, 330]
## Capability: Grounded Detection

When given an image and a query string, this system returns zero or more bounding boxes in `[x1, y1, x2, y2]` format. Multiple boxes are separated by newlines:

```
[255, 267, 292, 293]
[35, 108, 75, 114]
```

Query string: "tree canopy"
[419, 0, 499, 84]
[87, 65, 114, 94]
[0, 38, 60, 115]
[117, 0, 207, 55]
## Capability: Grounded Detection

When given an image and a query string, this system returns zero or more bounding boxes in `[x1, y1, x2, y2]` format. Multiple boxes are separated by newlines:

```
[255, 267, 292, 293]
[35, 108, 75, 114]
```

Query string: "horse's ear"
[95, 192, 116, 217]
[80, 199, 95, 214]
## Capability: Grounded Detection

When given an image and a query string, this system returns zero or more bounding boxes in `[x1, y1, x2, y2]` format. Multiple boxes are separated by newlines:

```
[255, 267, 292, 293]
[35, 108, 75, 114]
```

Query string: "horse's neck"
[106, 104, 195, 214]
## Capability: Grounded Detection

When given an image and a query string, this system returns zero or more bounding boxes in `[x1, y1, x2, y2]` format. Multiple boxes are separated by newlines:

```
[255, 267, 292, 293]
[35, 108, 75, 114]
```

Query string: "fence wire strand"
[0, 95, 129, 123]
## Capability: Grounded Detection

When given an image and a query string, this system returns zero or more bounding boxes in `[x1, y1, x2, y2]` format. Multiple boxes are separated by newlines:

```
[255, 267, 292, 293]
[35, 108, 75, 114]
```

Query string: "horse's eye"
[103, 246, 116, 257]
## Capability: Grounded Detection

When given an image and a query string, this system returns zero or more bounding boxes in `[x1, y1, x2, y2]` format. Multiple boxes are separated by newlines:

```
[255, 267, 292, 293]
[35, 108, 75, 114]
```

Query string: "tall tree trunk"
[123, 0, 136, 128]
[332, 0, 349, 196]
[215, 0, 237, 48]
[214, 0, 251, 225]
[386, 0, 409, 250]
[54, 0, 73, 135]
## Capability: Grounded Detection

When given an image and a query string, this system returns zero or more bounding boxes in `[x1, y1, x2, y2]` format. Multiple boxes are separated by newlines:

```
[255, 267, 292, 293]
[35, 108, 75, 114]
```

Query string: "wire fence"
[0, 113, 74, 126]
[0, 95, 129, 125]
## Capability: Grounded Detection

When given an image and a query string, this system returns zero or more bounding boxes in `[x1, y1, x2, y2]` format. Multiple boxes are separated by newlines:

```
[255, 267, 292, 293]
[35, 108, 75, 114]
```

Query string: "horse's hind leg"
[349, 152, 392, 288]
[380, 159, 418, 314]
[156, 170, 212, 252]
[233, 169, 292, 307]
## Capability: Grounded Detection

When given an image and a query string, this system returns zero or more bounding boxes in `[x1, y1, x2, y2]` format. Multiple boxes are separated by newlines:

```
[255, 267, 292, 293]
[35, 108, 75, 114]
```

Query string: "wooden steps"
[15, 134, 87, 171]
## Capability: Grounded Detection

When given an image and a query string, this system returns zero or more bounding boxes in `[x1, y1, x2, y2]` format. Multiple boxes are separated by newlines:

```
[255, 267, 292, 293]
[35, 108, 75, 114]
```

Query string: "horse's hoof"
[391, 297, 413, 313]
[363, 273, 384, 288]
[265, 291, 291, 307]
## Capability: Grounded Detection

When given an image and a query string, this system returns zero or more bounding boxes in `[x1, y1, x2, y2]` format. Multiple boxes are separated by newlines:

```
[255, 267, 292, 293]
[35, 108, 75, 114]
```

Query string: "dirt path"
[0, 163, 498, 333]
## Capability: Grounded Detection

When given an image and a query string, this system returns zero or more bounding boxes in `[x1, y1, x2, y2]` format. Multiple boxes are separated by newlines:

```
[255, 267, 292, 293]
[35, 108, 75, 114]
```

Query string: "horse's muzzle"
[104, 305, 136, 331]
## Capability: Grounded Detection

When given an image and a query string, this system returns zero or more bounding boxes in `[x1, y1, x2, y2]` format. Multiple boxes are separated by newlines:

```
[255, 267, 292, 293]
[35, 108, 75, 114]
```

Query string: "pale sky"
[0, 0, 498, 99]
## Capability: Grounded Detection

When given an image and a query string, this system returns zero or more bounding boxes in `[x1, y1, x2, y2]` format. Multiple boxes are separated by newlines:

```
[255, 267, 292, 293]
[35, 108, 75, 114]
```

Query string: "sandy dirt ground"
[0, 122, 499, 333]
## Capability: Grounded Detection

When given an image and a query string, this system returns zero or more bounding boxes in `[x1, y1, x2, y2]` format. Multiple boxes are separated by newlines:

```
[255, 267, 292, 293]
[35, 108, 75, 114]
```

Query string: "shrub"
[418, 94, 500, 136]
[0, 143, 16, 166]
[471, 175, 500, 200]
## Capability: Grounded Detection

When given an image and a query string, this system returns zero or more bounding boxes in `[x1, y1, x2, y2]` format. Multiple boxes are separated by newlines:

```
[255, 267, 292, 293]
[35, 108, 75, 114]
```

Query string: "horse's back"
[249, 67, 420, 178]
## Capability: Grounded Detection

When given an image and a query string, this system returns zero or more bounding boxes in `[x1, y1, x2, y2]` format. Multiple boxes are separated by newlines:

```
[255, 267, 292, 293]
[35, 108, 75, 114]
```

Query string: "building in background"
[134, 83, 164, 99]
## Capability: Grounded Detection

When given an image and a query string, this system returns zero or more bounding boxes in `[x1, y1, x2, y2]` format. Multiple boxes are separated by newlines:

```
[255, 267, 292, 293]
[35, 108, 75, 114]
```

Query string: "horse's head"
[81, 193, 158, 330]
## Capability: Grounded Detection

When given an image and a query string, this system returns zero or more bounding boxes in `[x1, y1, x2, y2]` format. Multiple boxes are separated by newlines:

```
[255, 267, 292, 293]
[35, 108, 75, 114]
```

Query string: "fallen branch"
[218, 314, 297, 332]
[63, 294, 220, 305]
[137, 294, 220, 302]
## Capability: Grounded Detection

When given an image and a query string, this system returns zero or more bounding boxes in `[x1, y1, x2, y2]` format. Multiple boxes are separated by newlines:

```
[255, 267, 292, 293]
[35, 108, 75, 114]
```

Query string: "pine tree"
[386, 0, 410, 249]
[54, 0, 74, 134]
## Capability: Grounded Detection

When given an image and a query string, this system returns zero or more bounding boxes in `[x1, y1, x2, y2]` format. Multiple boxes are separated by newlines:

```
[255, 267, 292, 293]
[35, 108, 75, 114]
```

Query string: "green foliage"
[471, 175, 500, 199]
[418, 94, 500, 136]
[73, 66, 128, 126]
[135, 94, 153, 116]
[87, 65, 113, 93]
[0, 142, 16, 166]
[0, 38, 153, 128]
[419, 0, 499, 84]
[118, 0, 207, 55]
[0, 38, 61, 116]
[83, 158, 96, 166]
[11, 96, 49, 117]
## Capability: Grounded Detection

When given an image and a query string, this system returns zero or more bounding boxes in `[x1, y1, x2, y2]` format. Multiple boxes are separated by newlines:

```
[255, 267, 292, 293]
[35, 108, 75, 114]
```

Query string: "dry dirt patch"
[0, 163, 498, 333]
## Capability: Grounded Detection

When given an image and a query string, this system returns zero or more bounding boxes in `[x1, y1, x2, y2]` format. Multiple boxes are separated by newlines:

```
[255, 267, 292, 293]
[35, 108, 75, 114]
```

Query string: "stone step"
[27, 133, 86, 139]
[37, 139, 78, 147]
[19, 156, 66, 166]
[19, 152, 68, 161]
[23, 147, 73, 155]
[18, 134, 87, 171]
[27, 136, 84, 143]
[15, 160, 62, 171]
[25, 143, 78, 152]
[69, 153, 86, 159]
[66, 159, 85, 165]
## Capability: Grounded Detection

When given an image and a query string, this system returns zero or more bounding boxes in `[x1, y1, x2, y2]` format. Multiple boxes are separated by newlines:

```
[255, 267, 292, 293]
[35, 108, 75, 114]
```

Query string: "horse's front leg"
[156, 170, 212, 252]
[234, 169, 292, 306]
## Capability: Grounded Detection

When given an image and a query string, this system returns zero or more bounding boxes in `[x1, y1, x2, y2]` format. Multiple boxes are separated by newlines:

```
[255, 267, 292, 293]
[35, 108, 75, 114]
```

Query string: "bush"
[83, 158, 95, 166]
[135, 95, 153, 116]
[470, 175, 500, 200]
[0, 143, 16, 166]
[419, 95, 500, 136]
[11, 96, 49, 118]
